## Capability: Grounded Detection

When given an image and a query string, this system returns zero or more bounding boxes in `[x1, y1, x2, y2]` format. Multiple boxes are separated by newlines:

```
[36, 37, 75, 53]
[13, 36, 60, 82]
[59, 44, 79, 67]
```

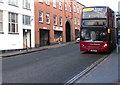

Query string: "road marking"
[65, 55, 109, 85]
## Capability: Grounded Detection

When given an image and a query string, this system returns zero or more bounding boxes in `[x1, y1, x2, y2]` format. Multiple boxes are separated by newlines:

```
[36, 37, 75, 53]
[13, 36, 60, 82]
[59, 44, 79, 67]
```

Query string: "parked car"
[118, 31, 120, 38]
[75, 37, 80, 43]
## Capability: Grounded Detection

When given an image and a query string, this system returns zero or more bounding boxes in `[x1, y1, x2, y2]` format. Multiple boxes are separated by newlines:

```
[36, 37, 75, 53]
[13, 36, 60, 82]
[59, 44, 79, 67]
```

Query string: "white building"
[0, 0, 35, 51]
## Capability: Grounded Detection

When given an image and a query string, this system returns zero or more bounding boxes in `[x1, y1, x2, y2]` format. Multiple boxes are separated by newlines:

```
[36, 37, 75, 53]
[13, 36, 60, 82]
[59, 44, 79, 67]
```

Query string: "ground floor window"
[54, 31, 63, 43]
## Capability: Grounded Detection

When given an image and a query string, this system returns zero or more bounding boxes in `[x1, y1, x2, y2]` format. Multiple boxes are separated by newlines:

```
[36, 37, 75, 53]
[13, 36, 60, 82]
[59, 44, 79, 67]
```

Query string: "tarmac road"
[2, 43, 110, 83]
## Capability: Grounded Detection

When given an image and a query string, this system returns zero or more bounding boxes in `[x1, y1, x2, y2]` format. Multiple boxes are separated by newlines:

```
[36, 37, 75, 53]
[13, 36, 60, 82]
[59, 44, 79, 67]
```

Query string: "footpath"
[76, 46, 120, 83]
[0, 42, 75, 58]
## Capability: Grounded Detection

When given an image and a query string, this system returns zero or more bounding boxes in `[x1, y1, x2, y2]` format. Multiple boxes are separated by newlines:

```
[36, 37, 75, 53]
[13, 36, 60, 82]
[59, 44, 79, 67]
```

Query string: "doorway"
[40, 29, 50, 46]
[65, 21, 71, 42]
[23, 29, 31, 49]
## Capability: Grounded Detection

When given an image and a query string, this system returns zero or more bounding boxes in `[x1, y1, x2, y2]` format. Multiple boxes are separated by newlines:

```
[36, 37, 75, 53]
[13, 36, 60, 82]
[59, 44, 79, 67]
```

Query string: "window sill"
[0, 32, 4, 34]
[39, 21, 44, 24]
[23, 8, 31, 11]
[8, 32, 19, 35]
[8, 4, 19, 7]
[46, 23, 50, 25]
[0, 2, 3, 4]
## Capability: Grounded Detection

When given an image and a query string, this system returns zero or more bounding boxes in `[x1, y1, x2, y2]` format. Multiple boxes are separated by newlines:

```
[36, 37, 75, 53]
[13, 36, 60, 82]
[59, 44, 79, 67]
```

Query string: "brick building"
[34, 0, 84, 47]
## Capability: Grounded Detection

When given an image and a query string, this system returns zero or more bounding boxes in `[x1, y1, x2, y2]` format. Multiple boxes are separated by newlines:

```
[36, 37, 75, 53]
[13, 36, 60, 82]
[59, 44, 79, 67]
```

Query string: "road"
[2, 43, 110, 83]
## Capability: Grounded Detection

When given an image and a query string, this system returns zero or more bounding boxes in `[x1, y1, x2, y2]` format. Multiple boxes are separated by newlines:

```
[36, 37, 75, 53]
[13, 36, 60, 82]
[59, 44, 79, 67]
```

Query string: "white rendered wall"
[0, 0, 35, 50]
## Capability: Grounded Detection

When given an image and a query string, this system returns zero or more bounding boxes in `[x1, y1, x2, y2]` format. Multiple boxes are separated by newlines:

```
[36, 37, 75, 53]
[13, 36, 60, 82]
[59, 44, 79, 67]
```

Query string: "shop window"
[54, 31, 63, 43]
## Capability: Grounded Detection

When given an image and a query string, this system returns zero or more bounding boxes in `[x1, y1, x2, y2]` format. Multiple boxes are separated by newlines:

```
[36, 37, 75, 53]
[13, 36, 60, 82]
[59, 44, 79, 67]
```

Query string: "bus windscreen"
[82, 8, 107, 18]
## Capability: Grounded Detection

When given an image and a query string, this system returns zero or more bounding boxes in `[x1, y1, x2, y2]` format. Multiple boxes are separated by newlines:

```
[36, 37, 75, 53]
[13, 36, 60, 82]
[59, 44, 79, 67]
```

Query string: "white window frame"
[69, 5, 72, 12]
[54, 15, 57, 25]
[46, 0, 50, 5]
[74, 17, 77, 25]
[23, 15, 31, 25]
[59, 1, 62, 10]
[8, 12, 18, 33]
[0, 11, 3, 32]
[77, 7, 79, 14]
[8, 0, 18, 6]
[65, 3, 67, 11]
[0, 0, 3, 3]
[53, 0, 56, 8]
[74, 5, 76, 13]
[60, 16, 62, 26]
[23, 0, 30, 9]
[78, 18, 80, 25]
[46, 13, 50, 24]
[38, 0, 43, 3]
[39, 11, 43, 23]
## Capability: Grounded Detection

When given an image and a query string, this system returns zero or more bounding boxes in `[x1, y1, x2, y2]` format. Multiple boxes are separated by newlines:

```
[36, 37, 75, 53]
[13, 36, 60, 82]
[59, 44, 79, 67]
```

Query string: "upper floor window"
[65, 3, 67, 11]
[46, 0, 50, 5]
[8, 0, 18, 6]
[74, 5, 76, 13]
[46, 13, 50, 24]
[59, 1, 62, 10]
[53, 0, 56, 8]
[0, 0, 2, 2]
[77, 7, 79, 14]
[60, 16, 62, 26]
[74, 17, 77, 25]
[38, 0, 43, 3]
[23, 15, 31, 25]
[53, 15, 57, 25]
[69, 5, 72, 12]
[39, 11, 43, 23]
[23, 0, 30, 9]
[8, 12, 18, 33]
[78, 18, 80, 25]
[0, 11, 3, 32]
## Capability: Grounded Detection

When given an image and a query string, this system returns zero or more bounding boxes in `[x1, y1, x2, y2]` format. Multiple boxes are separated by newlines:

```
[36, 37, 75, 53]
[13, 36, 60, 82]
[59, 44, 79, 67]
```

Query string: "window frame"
[39, 11, 43, 23]
[23, 15, 31, 25]
[8, 12, 18, 33]
[0, 11, 3, 32]
[8, 0, 18, 6]
[60, 16, 63, 26]
[46, 13, 50, 24]
[23, 0, 31, 10]
[53, 15, 57, 25]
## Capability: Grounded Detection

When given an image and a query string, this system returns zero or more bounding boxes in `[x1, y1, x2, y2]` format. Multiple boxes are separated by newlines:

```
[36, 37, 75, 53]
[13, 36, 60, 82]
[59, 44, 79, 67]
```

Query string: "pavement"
[76, 45, 120, 83]
[0, 42, 75, 58]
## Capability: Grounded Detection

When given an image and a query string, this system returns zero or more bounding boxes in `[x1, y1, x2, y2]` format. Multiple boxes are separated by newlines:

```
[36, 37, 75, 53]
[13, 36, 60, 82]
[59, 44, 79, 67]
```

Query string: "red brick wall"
[34, 0, 84, 47]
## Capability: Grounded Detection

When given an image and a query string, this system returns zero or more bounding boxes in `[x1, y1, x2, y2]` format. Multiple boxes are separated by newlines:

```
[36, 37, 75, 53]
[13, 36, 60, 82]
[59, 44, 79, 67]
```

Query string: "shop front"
[53, 26, 63, 44]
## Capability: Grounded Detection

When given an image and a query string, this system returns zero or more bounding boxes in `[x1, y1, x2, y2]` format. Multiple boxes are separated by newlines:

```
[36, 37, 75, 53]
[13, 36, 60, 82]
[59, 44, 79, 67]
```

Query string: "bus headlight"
[104, 44, 108, 47]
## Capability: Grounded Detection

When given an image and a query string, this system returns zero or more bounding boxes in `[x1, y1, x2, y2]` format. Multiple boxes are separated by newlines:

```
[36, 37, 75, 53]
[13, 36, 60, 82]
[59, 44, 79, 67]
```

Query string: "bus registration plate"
[90, 50, 97, 52]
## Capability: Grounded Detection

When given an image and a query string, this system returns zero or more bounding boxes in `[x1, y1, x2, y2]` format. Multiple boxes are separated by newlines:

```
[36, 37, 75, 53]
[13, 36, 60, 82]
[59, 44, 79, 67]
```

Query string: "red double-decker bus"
[80, 6, 116, 52]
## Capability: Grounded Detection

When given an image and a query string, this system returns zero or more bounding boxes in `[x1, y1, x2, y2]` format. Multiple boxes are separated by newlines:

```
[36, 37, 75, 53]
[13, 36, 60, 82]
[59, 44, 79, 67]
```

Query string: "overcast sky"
[78, 0, 119, 11]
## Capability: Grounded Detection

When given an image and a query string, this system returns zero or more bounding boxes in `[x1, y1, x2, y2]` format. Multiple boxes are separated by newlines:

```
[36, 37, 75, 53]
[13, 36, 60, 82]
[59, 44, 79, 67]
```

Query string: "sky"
[78, 0, 120, 11]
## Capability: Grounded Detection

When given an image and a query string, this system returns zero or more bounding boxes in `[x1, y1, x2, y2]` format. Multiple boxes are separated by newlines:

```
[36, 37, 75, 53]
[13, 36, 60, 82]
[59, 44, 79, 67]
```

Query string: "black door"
[40, 29, 50, 46]
[66, 21, 71, 42]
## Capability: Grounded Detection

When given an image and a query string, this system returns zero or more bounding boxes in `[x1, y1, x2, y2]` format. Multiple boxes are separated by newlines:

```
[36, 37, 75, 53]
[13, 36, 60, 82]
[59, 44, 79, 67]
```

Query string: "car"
[75, 37, 80, 43]
[118, 31, 120, 38]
